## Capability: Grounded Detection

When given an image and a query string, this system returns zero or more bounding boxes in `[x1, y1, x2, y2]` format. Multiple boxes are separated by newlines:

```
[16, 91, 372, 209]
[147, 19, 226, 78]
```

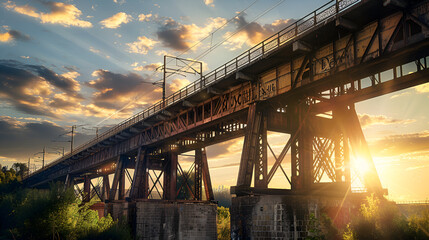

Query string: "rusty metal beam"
[130, 148, 147, 199]
[201, 147, 214, 201]
[163, 152, 178, 200]
[237, 103, 261, 187]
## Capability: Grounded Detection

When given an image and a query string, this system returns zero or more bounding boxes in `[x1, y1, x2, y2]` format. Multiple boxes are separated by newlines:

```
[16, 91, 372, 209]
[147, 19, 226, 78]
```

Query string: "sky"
[0, 0, 428, 202]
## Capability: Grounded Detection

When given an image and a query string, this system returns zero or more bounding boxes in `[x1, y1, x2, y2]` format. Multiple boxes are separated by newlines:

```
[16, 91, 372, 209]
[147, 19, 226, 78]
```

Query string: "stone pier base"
[105, 200, 217, 240]
[231, 194, 360, 240]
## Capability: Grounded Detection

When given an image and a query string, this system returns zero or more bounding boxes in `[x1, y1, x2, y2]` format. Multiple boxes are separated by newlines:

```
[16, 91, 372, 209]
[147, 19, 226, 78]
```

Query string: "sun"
[352, 156, 371, 178]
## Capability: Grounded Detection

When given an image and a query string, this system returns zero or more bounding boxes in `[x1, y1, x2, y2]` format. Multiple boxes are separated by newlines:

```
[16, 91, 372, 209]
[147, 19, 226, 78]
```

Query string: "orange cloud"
[204, 0, 215, 7]
[127, 36, 158, 55]
[133, 62, 162, 72]
[415, 82, 429, 93]
[5, 1, 92, 28]
[169, 78, 191, 92]
[156, 17, 226, 51]
[0, 29, 30, 43]
[358, 114, 415, 129]
[100, 12, 132, 29]
[0, 31, 12, 42]
[224, 17, 295, 50]
[138, 13, 154, 22]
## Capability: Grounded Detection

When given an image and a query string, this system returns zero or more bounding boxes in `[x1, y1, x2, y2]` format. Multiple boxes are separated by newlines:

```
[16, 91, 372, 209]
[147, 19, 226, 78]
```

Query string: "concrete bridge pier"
[103, 147, 217, 240]
[105, 200, 217, 240]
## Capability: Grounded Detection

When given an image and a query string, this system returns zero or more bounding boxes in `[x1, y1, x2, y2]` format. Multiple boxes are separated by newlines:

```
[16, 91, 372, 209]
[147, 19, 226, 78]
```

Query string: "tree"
[12, 163, 29, 179]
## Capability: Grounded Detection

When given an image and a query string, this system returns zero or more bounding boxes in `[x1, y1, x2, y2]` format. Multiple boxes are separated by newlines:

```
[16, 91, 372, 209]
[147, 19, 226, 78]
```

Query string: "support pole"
[201, 148, 214, 201]
[254, 113, 268, 188]
[83, 175, 91, 203]
[130, 148, 148, 199]
[118, 167, 126, 200]
[195, 148, 203, 200]
[163, 152, 178, 200]
[237, 103, 262, 187]
[335, 104, 383, 193]
[109, 155, 126, 201]
[102, 175, 110, 201]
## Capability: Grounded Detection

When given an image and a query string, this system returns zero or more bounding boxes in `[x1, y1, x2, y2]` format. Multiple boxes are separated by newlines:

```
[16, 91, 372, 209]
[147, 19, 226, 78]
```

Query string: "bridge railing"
[28, 0, 361, 178]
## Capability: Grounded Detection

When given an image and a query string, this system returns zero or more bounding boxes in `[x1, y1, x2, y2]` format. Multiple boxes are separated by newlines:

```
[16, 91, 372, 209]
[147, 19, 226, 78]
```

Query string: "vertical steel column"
[290, 102, 312, 191]
[83, 175, 91, 203]
[64, 173, 72, 188]
[102, 175, 110, 201]
[290, 103, 301, 190]
[254, 113, 268, 188]
[109, 155, 126, 201]
[334, 133, 344, 183]
[130, 148, 148, 199]
[195, 148, 203, 200]
[335, 104, 382, 193]
[201, 147, 214, 201]
[118, 168, 126, 200]
[163, 152, 178, 200]
[300, 104, 313, 191]
[237, 103, 262, 187]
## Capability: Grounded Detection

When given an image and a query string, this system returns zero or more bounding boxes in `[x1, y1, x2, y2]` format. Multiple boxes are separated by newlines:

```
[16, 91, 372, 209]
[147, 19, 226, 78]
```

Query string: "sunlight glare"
[352, 156, 370, 177]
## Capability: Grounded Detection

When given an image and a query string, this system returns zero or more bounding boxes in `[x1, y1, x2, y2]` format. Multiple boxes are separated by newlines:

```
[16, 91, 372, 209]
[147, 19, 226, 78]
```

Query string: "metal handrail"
[27, 0, 360, 178]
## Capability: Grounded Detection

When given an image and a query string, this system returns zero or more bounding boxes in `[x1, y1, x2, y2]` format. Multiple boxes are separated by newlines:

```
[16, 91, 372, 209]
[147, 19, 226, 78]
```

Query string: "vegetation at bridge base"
[306, 194, 429, 240]
[341, 194, 429, 240]
[217, 206, 231, 240]
[0, 181, 132, 240]
[214, 186, 231, 239]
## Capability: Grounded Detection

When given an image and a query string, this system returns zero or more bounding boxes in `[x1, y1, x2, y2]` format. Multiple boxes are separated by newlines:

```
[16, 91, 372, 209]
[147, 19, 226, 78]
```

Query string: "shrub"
[217, 206, 230, 240]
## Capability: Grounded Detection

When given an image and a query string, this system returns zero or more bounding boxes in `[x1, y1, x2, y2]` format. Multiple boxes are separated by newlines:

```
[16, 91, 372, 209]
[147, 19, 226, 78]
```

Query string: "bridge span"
[24, 0, 429, 239]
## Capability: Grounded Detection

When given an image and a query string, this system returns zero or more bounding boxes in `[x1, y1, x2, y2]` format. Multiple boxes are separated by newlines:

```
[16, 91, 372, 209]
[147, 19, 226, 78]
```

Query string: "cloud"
[138, 13, 153, 22]
[169, 78, 191, 92]
[204, 0, 215, 7]
[89, 46, 110, 59]
[126, 36, 158, 55]
[358, 114, 415, 129]
[4, 1, 92, 28]
[100, 12, 132, 29]
[0, 29, 30, 42]
[156, 17, 226, 51]
[0, 60, 82, 117]
[370, 132, 429, 158]
[113, 0, 126, 4]
[224, 16, 295, 50]
[415, 82, 429, 93]
[0, 116, 95, 163]
[390, 91, 411, 99]
[87, 69, 160, 110]
[132, 62, 162, 72]
[155, 50, 169, 56]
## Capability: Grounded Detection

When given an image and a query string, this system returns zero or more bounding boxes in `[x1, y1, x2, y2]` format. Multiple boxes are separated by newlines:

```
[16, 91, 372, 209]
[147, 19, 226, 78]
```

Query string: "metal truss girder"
[129, 147, 148, 199]
[163, 152, 178, 200]
[237, 103, 263, 187]
[109, 155, 126, 201]
[201, 147, 214, 201]
[195, 148, 203, 200]
[334, 104, 383, 193]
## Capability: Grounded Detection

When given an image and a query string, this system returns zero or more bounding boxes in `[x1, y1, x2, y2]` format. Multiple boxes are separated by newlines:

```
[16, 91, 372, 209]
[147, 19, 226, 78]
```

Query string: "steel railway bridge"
[24, 0, 429, 238]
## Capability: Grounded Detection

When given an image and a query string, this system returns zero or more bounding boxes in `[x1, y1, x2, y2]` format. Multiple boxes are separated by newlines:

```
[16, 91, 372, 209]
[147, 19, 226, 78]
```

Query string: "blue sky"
[0, 0, 428, 201]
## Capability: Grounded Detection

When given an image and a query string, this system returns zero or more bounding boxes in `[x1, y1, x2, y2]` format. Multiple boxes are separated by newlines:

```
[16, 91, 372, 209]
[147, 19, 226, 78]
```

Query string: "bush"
[217, 206, 230, 240]
[0, 182, 130, 240]
[342, 194, 414, 240]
